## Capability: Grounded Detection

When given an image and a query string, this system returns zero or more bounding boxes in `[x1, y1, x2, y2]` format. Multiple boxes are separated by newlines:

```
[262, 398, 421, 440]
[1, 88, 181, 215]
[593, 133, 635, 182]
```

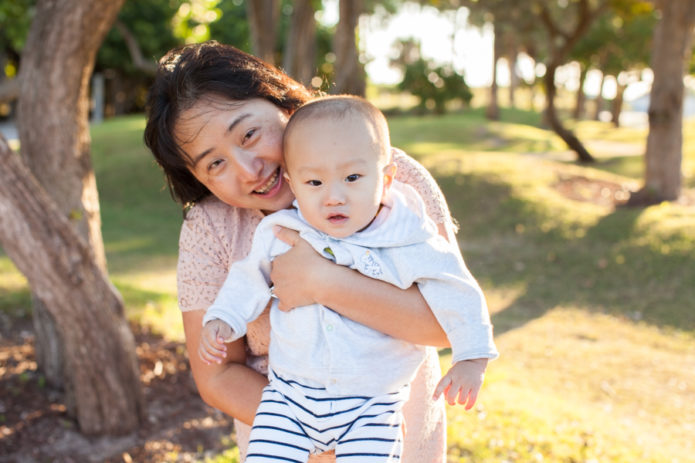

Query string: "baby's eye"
[307, 179, 322, 186]
[345, 174, 361, 182]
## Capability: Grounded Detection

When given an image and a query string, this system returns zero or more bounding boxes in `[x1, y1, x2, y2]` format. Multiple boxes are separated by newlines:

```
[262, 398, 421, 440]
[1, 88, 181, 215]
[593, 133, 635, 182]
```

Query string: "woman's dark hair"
[144, 41, 314, 206]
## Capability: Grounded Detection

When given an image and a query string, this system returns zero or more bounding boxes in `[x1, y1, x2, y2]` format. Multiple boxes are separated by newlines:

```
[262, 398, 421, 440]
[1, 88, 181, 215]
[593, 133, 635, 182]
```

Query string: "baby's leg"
[334, 393, 406, 462]
[245, 386, 313, 462]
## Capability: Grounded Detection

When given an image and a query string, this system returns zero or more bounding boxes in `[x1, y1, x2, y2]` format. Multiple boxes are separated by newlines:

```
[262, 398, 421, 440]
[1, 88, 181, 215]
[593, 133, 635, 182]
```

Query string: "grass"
[392, 109, 695, 462]
[1, 107, 694, 462]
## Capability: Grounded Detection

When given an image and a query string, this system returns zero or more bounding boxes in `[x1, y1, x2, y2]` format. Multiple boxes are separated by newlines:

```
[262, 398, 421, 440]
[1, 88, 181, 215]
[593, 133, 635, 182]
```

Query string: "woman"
[144, 41, 457, 462]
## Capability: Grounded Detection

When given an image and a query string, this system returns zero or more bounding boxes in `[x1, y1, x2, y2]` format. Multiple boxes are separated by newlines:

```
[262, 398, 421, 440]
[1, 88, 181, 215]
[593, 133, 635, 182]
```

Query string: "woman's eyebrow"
[227, 113, 251, 134]
[191, 113, 252, 167]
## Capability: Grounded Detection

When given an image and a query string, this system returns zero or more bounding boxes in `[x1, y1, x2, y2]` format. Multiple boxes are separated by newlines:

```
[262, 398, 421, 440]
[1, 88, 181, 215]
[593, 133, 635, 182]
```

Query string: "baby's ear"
[383, 161, 397, 192]
[284, 172, 295, 193]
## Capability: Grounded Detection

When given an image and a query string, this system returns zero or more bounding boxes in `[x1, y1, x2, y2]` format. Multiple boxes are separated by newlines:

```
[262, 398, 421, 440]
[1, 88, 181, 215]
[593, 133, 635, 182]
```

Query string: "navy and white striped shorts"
[245, 371, 409, 462]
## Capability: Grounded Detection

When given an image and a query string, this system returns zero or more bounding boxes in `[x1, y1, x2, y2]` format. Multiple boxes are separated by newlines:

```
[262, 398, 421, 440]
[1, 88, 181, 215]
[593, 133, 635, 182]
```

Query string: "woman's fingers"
[269, 233, 324, 309]
[273, 225, 300, 246]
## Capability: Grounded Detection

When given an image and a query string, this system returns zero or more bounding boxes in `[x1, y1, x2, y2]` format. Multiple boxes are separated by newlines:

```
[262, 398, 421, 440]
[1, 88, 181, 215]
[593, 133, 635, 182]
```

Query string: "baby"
[200, 95, 498, 462]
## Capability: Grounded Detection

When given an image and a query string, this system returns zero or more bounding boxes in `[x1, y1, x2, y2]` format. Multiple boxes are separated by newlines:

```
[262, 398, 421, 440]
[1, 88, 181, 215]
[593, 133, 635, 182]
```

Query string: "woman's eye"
[346, 174, 361, 182]
[208, 159, 224, 172]
[242, 128, 257, 144]
[307, 180, 322, 186]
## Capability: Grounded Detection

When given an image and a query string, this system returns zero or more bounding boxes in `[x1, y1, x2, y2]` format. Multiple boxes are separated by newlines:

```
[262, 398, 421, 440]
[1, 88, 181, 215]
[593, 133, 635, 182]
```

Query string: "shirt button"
[326, 324, 333, 331]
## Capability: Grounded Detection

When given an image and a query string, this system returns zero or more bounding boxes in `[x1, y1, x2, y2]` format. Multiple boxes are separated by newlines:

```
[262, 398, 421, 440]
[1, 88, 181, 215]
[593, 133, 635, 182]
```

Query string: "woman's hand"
[270, 226, 332, 311]
[271, 226, 449, 347]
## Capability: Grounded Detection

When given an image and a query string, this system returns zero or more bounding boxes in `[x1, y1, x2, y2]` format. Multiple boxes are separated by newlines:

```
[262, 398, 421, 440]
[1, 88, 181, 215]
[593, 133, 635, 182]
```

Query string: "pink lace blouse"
[177, 149, 453, 462]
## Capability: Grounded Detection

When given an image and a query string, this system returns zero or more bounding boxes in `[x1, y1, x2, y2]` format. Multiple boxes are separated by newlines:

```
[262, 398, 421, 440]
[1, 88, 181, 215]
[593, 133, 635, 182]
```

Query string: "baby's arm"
[199, 319, 235, 365]
[201, 217, 280, 346]
[433, 358, 488, 409]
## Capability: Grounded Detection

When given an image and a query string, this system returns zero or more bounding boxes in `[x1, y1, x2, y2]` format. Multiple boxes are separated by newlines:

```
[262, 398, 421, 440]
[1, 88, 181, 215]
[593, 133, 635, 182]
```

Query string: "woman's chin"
[258, 188, 294, 214]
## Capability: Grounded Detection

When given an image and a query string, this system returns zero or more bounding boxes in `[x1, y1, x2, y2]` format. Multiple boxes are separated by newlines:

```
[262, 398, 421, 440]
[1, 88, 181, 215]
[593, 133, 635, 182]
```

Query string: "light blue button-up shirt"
[204, 181, 498, 396]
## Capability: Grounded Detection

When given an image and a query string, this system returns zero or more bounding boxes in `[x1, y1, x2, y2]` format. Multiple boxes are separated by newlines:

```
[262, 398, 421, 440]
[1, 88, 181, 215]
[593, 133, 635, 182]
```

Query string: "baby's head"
[283, 95, 396, 238]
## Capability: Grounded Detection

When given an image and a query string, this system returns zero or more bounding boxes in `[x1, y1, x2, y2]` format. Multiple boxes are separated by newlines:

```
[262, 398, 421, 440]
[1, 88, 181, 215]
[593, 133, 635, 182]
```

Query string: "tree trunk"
[0, 137, 144, 434]
[247, 0, 280, 65]
[544, 62, 595, 163]
[14, 0, 143, 434]
[283, 0, 317, 86]
[611, 82, 626, 128]
[486, 23, 501, 120]
[631, 0, 695, 204]
[18, 0, 118, 391]
[524, 43, 539, 112]
[593, 71, 606, 120]
[331, 0, 366, 96]
[507, 47, 518, 108]
[574, 63, 588, 119]
[537, 0, 599, 162]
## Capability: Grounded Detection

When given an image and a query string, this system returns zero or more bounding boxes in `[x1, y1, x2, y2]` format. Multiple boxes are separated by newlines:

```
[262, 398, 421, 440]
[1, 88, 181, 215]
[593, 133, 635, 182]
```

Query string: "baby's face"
[284, 116, 392, 238]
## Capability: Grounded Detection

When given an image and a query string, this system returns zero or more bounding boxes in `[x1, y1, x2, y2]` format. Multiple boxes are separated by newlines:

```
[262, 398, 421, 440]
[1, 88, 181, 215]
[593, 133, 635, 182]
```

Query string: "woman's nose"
[233, 150, 264, 181]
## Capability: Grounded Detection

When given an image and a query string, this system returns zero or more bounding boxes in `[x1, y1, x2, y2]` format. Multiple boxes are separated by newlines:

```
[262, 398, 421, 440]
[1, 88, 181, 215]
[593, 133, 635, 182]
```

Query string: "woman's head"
[144, 41, 314, 209]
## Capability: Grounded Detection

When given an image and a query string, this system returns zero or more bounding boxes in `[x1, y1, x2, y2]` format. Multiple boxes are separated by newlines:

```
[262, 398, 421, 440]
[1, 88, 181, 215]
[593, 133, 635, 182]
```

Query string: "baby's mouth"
[253, 168, 281, 195]
[328, 214, 348, 223]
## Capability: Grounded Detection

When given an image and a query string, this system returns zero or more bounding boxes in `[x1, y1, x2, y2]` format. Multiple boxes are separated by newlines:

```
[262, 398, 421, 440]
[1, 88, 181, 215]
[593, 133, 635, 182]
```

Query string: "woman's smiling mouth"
[253, 168, 281, 195]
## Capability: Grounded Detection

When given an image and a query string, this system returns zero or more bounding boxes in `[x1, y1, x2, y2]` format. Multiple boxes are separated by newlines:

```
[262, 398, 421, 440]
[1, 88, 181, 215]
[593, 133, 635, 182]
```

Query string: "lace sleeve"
[392, 148, 459, 240]
[177, 202, 231, 311]
[176, 198, 262, 311]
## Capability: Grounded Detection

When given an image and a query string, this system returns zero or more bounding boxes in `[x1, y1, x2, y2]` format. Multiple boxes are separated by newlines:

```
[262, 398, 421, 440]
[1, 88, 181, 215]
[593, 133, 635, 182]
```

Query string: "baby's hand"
[199, 320, 234, 365]
[433, 358, 488, 410]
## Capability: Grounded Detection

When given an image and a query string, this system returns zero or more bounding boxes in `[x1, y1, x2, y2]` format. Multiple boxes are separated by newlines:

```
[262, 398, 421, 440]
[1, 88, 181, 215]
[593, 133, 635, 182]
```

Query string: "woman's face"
[175, 97, 295, 212]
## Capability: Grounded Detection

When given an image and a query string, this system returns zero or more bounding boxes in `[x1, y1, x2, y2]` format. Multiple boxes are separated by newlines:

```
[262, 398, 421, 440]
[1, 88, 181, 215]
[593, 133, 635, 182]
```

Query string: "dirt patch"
[0, 320, 236, 463]
[552, 174, 633, 207]
[552, 173, 695, 208]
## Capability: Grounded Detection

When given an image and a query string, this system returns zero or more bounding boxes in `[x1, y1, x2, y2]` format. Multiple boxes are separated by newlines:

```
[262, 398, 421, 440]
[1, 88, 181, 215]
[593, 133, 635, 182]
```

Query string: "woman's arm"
[182, 310, 267, 426]
[270, 228, 450, 347]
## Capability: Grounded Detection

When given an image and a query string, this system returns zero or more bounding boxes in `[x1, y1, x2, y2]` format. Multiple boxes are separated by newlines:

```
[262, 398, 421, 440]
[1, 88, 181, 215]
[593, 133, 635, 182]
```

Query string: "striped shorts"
[245, 371, 409, 462]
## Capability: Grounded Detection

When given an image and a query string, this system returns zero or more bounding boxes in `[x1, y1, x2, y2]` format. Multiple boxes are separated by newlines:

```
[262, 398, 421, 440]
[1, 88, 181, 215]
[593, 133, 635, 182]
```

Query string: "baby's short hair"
[284, 95, 391, 160]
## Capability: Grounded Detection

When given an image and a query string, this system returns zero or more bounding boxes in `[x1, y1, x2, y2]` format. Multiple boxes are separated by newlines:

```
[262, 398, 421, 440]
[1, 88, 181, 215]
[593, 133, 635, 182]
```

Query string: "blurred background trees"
[3, 0, 688, 132]
[390, 37, 472, 114]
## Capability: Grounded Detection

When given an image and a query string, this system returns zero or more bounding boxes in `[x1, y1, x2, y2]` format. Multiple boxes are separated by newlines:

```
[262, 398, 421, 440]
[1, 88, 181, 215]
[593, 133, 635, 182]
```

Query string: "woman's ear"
[382, 162, 397, 192]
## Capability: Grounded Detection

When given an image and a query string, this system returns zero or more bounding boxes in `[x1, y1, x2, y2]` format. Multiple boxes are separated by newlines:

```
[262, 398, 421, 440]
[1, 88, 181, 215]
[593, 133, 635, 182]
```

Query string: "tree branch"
[539, 3, 569, 42]
[113, 20, 157, 75]
[563, 0, 605, 55]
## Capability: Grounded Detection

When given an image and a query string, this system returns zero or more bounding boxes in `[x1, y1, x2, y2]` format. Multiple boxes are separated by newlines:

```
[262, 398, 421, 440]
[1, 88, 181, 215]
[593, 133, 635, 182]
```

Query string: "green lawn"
[1, 108, 693, 462]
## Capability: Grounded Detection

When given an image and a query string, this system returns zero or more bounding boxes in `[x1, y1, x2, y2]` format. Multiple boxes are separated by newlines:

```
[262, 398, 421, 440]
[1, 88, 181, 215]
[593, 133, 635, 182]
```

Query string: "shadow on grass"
[436, 172, 695, 336]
